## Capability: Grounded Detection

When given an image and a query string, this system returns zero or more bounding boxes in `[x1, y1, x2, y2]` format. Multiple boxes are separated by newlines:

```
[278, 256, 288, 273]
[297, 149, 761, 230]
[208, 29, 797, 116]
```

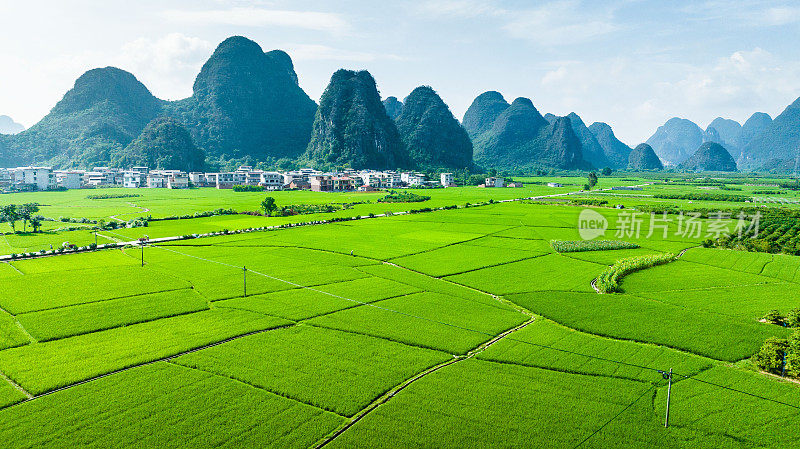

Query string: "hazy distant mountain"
[706, 118, 741, 151]
[738, 112, 772, 149]
[117, 117, 205, 172]
[679, 142, 737, 172]
[543, 113, 558, 124]
[645, 117, 704, 166]
[743, 98, 800, 167]
[304, 70, 408, 170]
[473, 97, 589, 170]
[383, 96, 403, 120]
[703, 126, 721, 144]
[0, 116, 25, 135]
[395, 86, 472, 169]
[565, 113, 609, 168]
[588, 122, 631, 169]
[7, 66, 163, 168]
[462, 91, 510, 138]
[627, 143, 663, 170]
[166, 36, 317, 160]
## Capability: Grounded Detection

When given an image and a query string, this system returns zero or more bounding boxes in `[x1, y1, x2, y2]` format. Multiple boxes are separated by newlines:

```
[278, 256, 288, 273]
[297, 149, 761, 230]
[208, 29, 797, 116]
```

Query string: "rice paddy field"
[1, 176, 800, 448]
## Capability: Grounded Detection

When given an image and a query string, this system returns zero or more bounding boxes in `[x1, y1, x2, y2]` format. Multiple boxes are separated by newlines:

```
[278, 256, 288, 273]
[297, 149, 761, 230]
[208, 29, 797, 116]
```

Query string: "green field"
[0, 176, 799, 447]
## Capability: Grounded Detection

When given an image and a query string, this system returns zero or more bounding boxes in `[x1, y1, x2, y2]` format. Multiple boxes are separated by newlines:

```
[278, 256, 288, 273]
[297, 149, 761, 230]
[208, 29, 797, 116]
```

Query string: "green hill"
[473, 98, 589, 170]
[588, 122, 631, 169]
[462, 91, 510, 138]
[5, 67, 163, 168]
[679, 142, 737, 172]
[627, 143, 663, 170]
[395, 86, 472, 169]
[303, 70, 408, 170]
[565, 113, 609, 169]
[165, 36, 317, 161]
[116, 117, 205, 172]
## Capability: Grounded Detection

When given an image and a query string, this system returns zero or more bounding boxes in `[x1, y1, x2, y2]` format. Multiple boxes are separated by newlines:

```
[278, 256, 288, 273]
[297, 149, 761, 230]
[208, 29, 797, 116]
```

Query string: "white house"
[146, 173, 166, 188]
[401, 172, 426, 186]
[547, 182, 563, 188]
[11, 166, 56, 190]
[440, 173, 455, 187]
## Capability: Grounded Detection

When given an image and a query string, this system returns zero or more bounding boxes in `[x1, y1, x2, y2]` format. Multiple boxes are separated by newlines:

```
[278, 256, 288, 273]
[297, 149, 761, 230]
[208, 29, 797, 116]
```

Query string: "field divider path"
[315, 317, 536, 448]
[0, 369, 32, 399]
[3, 261, 24, 275]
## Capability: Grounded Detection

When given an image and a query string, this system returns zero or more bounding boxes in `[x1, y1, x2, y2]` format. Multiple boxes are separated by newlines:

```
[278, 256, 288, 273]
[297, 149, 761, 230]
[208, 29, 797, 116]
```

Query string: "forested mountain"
[588, 122, 631, 169]
[117, 117, 205, 172]
[165, 36, 317, 161]
[303, 70, 408, 170]
[395, 86, 472, 169]
[679, 142, 737, 172]
[743, 97, 800, 168]
[0, 116, 25, 135]
[4, 67, 163, 168]
[627, 143, 663, 170]
[462, 91, 510, 138]
[738, 112, 772, 149]
[706, 117, 741, 154]
[382, 97, 403, 120]
[473, 97, 589, 170]
[565, 113, 609, 168]
[645, 117, 704, 166]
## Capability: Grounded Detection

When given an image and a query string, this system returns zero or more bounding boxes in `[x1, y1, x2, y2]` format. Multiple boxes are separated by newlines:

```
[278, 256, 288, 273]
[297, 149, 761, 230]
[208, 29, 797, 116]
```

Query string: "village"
[0, 166, 524, 192]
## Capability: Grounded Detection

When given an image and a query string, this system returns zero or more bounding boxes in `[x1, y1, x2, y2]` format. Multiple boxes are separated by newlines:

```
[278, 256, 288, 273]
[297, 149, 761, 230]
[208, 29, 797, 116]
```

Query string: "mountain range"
[2, 34, 799, 173]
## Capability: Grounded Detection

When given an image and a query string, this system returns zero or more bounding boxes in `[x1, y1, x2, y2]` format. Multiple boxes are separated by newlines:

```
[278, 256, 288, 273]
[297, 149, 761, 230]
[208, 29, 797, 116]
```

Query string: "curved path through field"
[590, 245, 697, 293]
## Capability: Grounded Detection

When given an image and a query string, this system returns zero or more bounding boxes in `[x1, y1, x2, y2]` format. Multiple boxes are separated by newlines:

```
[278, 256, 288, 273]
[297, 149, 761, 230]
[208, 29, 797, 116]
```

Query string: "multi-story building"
[0, 169, 11, 188]
[309, 175, 333, 192]
[485, 177, 504, 188]
[331, 176, 357, 192]
[146, 173, 167, 188]
[440, 173, 455, 187]
[259, 172, 283, 190]
[11, 166, 56, 190]
[55, 170, 84, 189]
[123, 167, 149, 188]
[401, 172, 426, 186]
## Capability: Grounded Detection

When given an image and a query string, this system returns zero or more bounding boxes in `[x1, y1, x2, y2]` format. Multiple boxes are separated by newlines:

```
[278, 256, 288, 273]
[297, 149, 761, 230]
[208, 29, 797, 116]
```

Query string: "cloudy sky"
[1, 0, 799, 144]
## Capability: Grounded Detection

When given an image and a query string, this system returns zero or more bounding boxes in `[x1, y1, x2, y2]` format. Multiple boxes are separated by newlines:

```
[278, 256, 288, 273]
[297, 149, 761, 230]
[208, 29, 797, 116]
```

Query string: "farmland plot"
[309, 292, 527, 353]
[0, 312, 30, 350]
[445, 253, 602, 294]
[215, 277, 420, 321]
[0, 380, 26, 409]
[0, 362, 344, 448]
[9, 249, 138, 275]
[680, 247, 774, 274]
[508, 291, 790, 361]
[174, 325, 451, 416]
[0, 309, 290, 395]
[389, 243, 543, 277]
[621, 260, 780, 293]
[0, 265, 191, 314]
[17, 289, 209, 342]
[326, 359, 663, 449]
[477, 318, 712, 381]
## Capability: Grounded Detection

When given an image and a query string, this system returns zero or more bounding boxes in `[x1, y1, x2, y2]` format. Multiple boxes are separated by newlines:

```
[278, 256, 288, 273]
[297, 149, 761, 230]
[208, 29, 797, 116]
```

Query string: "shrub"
[378, 190, 431, 203]
[786, 308, 800, 328]
[86, 193, 141, 200]
[595, 253, 676, 294]
[753, 337, 789, 375]
[550, 240, 639, 253]
[232, 185, 264, 192]
[762, 309, 786, 326]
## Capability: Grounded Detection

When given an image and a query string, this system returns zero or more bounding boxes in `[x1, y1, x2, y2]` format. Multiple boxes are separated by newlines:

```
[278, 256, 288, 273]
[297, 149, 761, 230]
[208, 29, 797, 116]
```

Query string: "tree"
[19, 203, 39, 232]
[601, 167, 613, 176]
[261, 197, 277, 216]
[786, 331, 800, 378]
[30, 215, 44, 233]
[786, 308, 800, 327]
[0, 204, 19, 232]
[753, 337, 789, 374]
[587, 172, 598, 189]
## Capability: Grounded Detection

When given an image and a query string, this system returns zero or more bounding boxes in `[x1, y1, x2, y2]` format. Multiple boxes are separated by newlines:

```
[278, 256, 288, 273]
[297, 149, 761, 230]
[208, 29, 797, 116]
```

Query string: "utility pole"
[663, 368, 673, 428]
[243, 266, 247, 297]
[94, 231, 97, 246]
[141, 242, 144, 267]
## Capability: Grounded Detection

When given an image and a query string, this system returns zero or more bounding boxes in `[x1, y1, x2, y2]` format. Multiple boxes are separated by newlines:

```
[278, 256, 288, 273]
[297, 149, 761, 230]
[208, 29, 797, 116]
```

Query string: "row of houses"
[0, 166, 462, 192]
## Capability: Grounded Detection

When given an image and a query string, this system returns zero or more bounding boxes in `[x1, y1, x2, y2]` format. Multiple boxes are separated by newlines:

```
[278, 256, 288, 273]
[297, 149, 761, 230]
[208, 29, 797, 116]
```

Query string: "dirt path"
[109, 202, 151, 222]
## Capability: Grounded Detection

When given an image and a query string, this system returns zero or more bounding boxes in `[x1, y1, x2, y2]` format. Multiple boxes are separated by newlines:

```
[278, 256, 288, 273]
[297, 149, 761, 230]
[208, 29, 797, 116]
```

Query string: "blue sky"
[1, 0, 799, 144]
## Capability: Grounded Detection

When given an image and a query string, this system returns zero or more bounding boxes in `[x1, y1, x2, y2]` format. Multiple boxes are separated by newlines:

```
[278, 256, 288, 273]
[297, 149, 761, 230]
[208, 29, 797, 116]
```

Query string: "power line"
[674, 373, 800, 410]
[573, 382, 660, 448]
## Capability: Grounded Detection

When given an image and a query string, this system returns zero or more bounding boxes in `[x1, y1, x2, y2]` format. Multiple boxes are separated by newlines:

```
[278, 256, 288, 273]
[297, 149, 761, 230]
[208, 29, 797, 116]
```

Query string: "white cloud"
[503, 1, 618, 45]
[757, 6, 800, 26]
[114, 33, 214, 100]
[286, 44, 403, 62]
[161, 7, 350, 34]
[413, 0, 504, 18]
